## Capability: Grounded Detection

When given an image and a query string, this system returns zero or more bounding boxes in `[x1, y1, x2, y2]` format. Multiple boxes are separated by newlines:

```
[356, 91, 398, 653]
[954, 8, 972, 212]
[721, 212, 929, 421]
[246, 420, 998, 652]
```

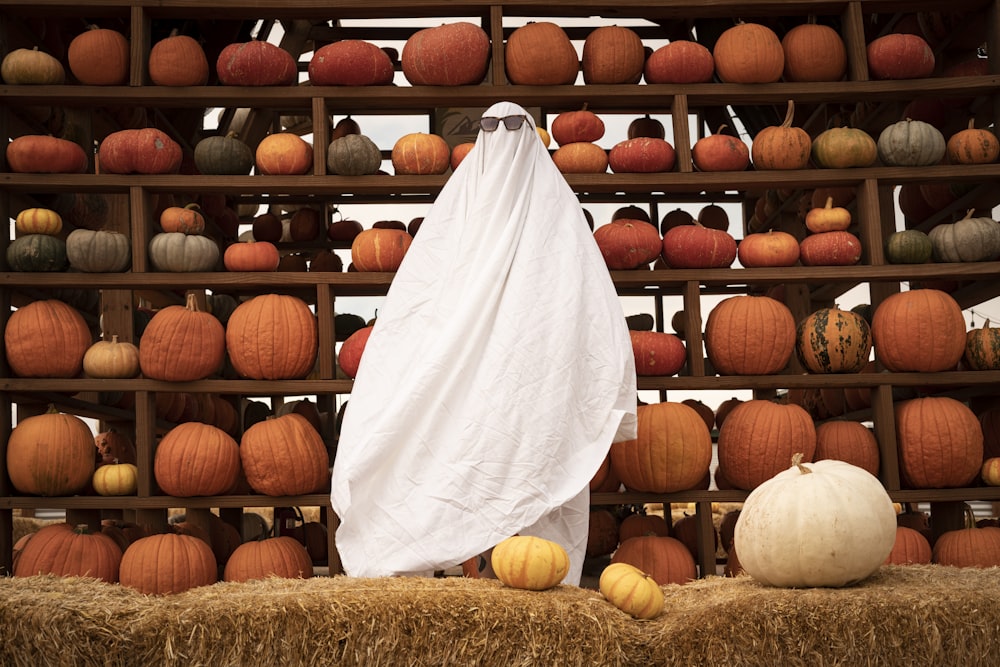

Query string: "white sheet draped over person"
[329, 101, 637, 584]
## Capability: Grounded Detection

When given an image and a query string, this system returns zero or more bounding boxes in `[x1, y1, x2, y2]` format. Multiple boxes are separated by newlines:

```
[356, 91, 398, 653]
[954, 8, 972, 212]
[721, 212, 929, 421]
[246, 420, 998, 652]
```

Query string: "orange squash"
[225, 293, 318, 380]
[119, 533, 218, 595]
[240, 413, 331, 496]
[6, 407, 95, 496]
[4, 299, 92, 378]
[751, 100, 811, 170]
[716, 400, 816, 490]
[67, 25, 129, 85]
[713, 21, 784, 83]
[137, 293, 226, 381]
[704, 295, 796, 375]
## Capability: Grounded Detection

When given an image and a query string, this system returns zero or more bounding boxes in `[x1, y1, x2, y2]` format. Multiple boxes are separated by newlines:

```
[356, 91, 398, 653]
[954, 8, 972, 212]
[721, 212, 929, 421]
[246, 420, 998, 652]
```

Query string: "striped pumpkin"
[964, 320, 1000, 370]
[795, 306, 872, 373]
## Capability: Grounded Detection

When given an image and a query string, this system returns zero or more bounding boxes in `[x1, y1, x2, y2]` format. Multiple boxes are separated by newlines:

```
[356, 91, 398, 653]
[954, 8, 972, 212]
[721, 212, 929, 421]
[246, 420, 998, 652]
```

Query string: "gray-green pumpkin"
[927, 210, 1000, 262]
[885, 229, 933, 264]
[877, 119, 946, 167]
[66, 228, 131, 272]
[327, 134, 382, 176]
[194, 131, 255, 175]
[6, 234, 68, 272]
[148, 232, 220, 272]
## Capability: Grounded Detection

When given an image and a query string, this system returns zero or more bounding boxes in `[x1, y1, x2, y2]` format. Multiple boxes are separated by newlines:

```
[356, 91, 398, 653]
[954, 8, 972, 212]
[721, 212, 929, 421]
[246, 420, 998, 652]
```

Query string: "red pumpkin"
[692, 126, 750, 172]
[223, 239, 280, 272]
[98, 128, 182, 174]
[867, 33, 935, 80]
[661, 223, 737, 269]
[6, 135, 89, 174]
[581, 25, 645, 84]
[550, 105, 605, 146]
[391, 132, 450, 175]
[781, 22, 847, 82]
[552, 142, 608, 174]
[401, 22, 490, 85]
[799, 231, 862, 266]
[608, 137, 676, 173]
[339, 325, 374, 378]
[643, 40, 714, 84]
[629, 330, 686, 376]
[308, 40, 395, 86]
[255, 133, 313, 175]
[593, 219, 662, 270]
[450, 142, 475, 170]
[351, 228, 413, 271]
[716, 399, 816, 490]
[737, 230, 800, 267]
[713, 21, 784, 83]
[217, 40, 297, 86]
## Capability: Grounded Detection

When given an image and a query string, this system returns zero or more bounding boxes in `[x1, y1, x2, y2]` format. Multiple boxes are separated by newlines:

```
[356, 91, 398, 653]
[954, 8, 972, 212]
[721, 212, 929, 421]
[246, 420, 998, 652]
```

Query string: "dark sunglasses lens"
[503, 116, 526, 130]
[480, 117, 501, 131]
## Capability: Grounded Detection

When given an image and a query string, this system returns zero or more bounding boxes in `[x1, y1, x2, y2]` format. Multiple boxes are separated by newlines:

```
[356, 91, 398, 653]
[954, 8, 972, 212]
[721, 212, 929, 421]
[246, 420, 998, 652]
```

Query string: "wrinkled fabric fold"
[330, 101, 637, 584]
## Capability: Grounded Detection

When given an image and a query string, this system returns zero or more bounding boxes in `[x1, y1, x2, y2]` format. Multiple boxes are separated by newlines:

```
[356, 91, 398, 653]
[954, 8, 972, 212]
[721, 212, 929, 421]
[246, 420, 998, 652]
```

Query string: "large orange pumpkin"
[713, 21, 784, 83]
[148, 31, 209, 86]
[895, 396, 983, 489]
[13, 523, 122, 582]
[610, 401, 712, 493]
[154, 422, 242, 497]
[704, 295, 796, 375]
[871, 289, 967, 372]
[67, 25, 129, 85]
[225, 293, 317, 380]
[223, 536, 314, 582]
[401, 21, 490, 85]
[814, 420, 880, 477]
[4, 299, 92, 378]
[716, 400, 816, 490]
[119, 533, 218, 595]
[504, 22, 578, 85]
[240, 413, 331, 496]
[609, 535, 696, 586]
[6, 407, 95, 496]
[138, 293, 226, 381]
[781, 21, 847, 82]
[581, 25, 645, 84]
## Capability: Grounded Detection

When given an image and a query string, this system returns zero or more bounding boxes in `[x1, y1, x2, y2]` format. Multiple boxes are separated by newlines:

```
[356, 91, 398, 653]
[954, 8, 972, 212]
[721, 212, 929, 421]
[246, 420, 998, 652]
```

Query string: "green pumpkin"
[885, 229, 933, 264]
[194, 131, 255, 175]
[6, 234, 68, 272]
[66, 229, 132, 272]
[148, 232, 220, 272]
[811, 126, 877, 168]
[327, 134, 383, 176]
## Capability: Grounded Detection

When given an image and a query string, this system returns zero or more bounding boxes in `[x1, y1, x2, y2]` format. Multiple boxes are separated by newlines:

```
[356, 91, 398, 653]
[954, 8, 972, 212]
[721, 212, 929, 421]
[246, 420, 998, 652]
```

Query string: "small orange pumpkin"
[255, 133, 313, 175]
[805, 196, 852, 232]
[391, 132, 450, 175]
[67, 25, 129, 85]
[159, 203, 206, 234]
[223, 239, 281, 272]
[946, 118, 1000, 165]
[351, 228, 413, 272]
[751, 100, 811, 170]
[149, 30, 209, 86]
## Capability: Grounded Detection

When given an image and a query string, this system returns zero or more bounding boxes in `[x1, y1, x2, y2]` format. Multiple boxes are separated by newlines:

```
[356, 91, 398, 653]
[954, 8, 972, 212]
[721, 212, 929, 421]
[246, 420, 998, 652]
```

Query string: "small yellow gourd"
[490, 535, 569, 590]
[599, 562, 664, 619]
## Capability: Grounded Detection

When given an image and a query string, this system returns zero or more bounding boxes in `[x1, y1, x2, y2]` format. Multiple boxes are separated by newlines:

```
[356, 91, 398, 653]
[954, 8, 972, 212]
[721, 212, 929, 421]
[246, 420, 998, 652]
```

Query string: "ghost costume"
[329, 101, 637, 584]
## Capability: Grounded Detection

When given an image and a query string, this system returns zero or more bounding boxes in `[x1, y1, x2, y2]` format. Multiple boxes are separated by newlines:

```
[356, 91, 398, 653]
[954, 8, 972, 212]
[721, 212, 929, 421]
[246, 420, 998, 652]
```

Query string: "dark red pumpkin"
[593, 219, 662, 270]
[661, 223, 737, 269]
[339, 325, 374, 378]
[644, 40, 714, 84]
[217, 40, 297, 86]
[629, 330, 686, 376]
[867, 33, 935, 80]
[799, 231, 862, 266]
[308, 40, 394, 86]
[6, 135, 89, 173]
[98, 128, 182, 174]
[608, 137, 676, 173]
[401, 22, 490, 86]
[550, 105, 605, 146]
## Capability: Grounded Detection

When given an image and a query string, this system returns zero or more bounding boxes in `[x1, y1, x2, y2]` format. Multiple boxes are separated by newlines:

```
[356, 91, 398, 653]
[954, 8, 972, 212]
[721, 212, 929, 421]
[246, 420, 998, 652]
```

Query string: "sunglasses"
[480, 115, 529, 132]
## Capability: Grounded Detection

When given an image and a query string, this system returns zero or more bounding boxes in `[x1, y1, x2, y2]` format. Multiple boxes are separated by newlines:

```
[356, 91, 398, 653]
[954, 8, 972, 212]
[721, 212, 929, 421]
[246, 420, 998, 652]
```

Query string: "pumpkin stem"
[791, 452, 811, 474]
[780, 100, 795, 128]
[824, 196, 834, 209]
[715, 124, 729, 135]
[963, 208, 976, 220]
[967, 118, 976, 130]
[110, 333, 120, 344]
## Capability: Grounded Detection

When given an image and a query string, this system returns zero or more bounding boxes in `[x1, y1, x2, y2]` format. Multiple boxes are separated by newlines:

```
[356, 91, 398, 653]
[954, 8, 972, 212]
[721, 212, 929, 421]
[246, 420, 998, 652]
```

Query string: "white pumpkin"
[927, 209, 1000, 263]
[734, 454, 896, 588]
[877, 118, 946, 166]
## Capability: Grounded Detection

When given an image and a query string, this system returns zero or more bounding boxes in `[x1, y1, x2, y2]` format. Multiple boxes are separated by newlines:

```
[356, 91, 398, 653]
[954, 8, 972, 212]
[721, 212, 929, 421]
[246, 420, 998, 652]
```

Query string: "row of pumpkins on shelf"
[1, 13, 985, 90]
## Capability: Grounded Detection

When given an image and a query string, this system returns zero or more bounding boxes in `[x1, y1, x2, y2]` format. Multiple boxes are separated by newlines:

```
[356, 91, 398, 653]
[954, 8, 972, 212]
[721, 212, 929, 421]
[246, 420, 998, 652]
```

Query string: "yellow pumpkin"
[805, 196, 852, 233]
[15, 207, 63, 236]
[82, 335, 141, 379]
[92, 462, 138, 496]
[599, 562, 664, 619]
[491, 535, 569, 590]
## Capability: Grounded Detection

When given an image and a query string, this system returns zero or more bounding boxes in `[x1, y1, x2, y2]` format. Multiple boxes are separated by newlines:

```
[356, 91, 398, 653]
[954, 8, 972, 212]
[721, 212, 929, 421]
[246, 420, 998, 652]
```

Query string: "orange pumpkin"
[149, 31, 209, 86]
[391, 132, 450, 175]
[154, 422, 242, 497]
[692, 125, 750, 172]
[14, 207, 63, 236]
[799, 231, 862, 266]
[608, 137, 676, 173]
[737, 230, 800, 267]
[712, 21, 784, 83]
[581, 25, 645, 84]
[896, 396, 983, 489]
[609, 535, 696, 586]
[871, 289, 967, 372]
[255, 133, 313, 175]
[751, 100, 811, 170]
[932, 525, 1000, 568]
[339, 324, 374, 378]
[593, 218, 661, 270]
[551, 105, 605, 145]
[138, 293, 226, 381]
[629, 330, 686, 376]
[6, 135, 89, 174]
[504, 22, 578, 85]
[885, 526, 932, 565]
[13, 523, 122, 583]
[618, 513, 670, 543]
[552, 142, 609, 174]
[610, 402, 713, 493]
[401, 21, 490, 86]
[159, 203, 206, 234]
[225, 293, 318, 380]
[6, 407, 95, 497]
[781, 21, 847, 82]
[240, 413, 331, 496]
[716, 400, 816, 490]
[805, 196, 852, 232]
[223, 239, 281, 272]
[223, 536, 314, 582]
[4, 299, 92, 378]
[867, 33, 935, 80]
[947, 118, 1000, 165]
[67, 25, 129, 85]
[814, 420, 880, 477]
[119, 533, 218, 595]
[704, 295, 796, 375]
[643, 40, 714, 84]
[351, 228, 413, 272]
